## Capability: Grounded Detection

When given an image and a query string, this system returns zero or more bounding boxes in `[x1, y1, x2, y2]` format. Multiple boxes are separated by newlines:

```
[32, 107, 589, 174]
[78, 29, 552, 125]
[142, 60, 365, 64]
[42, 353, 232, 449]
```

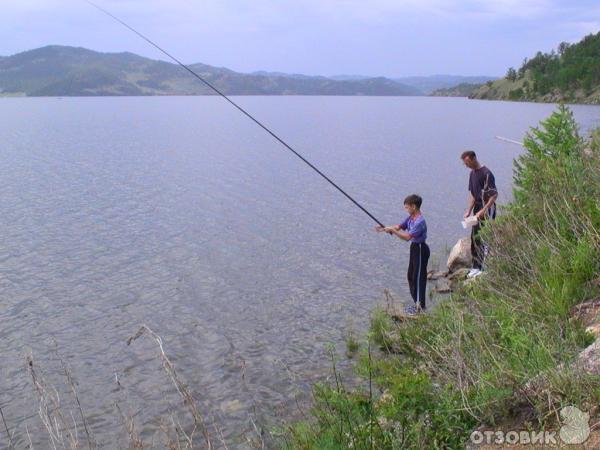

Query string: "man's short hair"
[461, 150, 477, 160]
[404, 194, 422, 208]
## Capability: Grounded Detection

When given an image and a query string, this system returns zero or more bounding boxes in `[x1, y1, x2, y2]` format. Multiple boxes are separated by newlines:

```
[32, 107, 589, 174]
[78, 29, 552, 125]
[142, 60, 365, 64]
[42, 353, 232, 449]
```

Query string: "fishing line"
[86, 1, 384, 227]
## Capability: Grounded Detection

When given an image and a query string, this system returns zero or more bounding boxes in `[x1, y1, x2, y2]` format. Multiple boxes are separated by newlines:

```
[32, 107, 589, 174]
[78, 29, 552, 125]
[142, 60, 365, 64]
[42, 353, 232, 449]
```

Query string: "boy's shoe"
[404, 304, 422, 316]
[467, 268, 482, 278]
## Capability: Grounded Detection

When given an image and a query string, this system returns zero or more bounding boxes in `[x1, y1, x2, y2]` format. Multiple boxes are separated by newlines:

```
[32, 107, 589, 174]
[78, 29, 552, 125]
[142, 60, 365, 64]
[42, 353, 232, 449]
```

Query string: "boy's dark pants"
[407, 242, 430, 309]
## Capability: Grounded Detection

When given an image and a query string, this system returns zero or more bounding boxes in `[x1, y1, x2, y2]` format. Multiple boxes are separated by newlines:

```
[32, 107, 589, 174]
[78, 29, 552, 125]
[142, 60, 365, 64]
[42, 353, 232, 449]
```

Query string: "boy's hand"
[375, 226, 394, 235]
[463, 209, 472, 219]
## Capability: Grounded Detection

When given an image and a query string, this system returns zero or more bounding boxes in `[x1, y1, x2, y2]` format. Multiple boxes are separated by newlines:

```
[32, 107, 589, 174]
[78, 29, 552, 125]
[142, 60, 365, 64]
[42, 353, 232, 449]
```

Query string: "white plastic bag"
[461, 216, 478, 229]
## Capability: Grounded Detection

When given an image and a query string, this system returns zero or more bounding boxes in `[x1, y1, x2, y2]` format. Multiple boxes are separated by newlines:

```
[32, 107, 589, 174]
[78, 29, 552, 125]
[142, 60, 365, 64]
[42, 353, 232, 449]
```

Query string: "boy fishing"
[375, 194, 430, 315]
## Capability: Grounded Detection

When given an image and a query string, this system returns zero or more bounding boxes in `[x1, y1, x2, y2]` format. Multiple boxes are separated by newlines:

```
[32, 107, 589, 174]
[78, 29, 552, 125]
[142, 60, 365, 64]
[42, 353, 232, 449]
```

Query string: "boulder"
[578, 340, 600, 375]
[447, 237, 472, 272]
[571, 297, 600, 325]
[434, 278, 452, 293]
[428, 270, 449, 280]
[447, 267, 470, 281]
[573, 297, 600, 375]
[586, 323, 600, 339]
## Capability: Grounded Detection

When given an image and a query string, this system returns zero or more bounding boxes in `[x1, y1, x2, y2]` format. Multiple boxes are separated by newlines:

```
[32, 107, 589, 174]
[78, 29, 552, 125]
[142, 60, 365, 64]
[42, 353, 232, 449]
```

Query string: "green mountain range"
[0, 46, 421, 97]
[471, 31, 600, 104]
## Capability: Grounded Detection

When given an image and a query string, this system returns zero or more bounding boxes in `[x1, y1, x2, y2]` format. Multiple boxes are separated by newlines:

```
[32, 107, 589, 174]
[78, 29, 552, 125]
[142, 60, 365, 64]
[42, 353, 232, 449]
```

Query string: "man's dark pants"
[471, 205, 496, 270]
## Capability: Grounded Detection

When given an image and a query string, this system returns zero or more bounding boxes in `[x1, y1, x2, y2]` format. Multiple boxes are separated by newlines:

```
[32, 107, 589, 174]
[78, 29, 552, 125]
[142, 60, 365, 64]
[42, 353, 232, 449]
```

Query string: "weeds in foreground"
[3, 325, 268, 449]
[285, 106, 600, 448]
[20, 326, 215, 450]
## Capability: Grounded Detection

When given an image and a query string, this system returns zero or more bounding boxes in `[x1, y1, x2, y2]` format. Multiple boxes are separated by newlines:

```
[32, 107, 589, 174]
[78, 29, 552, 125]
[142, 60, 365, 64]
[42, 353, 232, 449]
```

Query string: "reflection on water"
[0, 96, 599, 447]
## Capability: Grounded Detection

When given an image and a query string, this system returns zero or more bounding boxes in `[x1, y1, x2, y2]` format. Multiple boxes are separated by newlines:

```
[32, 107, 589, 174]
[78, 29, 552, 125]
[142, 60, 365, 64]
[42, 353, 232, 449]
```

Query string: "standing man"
[461, 151, 498, 278]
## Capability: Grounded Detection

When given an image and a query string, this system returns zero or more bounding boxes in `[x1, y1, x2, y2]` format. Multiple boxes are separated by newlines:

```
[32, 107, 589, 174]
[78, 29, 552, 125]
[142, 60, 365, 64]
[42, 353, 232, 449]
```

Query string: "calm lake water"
[1, 96, 599, 448]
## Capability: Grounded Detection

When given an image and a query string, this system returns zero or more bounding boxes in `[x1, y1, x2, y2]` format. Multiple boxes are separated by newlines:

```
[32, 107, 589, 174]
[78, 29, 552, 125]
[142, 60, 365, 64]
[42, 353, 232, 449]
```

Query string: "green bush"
[508, 87, 524, 100]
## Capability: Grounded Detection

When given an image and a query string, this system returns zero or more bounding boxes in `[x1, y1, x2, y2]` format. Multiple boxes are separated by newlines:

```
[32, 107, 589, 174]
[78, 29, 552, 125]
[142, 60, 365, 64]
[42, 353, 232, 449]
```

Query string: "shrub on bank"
[284, 106, 600, 449]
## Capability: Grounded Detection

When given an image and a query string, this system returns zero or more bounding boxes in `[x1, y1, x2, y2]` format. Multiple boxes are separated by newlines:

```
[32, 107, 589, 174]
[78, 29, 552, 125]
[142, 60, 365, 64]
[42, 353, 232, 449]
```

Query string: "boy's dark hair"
[404, 194, 422, 208]
[461, 150, 477, 160]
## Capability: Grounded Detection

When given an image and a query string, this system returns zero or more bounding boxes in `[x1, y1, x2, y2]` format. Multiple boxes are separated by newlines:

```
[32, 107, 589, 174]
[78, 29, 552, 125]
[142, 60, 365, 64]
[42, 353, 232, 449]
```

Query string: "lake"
[0, 96, 599, 448]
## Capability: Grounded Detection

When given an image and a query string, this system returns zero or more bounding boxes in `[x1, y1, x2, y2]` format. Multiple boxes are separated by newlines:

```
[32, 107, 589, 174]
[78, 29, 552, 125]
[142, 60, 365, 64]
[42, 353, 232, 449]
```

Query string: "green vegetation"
[394, 75, 495, 95]
[344, 318, 360, 358]
[516, 33, 600, 96]
[430, 83, 483, 97]
[284, 106, 600, 448]
[472, 32, 600, 103]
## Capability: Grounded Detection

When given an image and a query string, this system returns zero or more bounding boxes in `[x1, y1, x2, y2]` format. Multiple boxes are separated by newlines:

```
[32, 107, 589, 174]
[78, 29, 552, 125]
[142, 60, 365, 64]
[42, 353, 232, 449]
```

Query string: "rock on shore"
[447, 237, 472, 273]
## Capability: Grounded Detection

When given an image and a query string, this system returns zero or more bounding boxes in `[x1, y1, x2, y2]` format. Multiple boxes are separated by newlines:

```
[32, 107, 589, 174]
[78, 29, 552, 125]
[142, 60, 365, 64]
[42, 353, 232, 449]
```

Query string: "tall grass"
[7, 326, 238, 450]
[285, 106, 600, 449]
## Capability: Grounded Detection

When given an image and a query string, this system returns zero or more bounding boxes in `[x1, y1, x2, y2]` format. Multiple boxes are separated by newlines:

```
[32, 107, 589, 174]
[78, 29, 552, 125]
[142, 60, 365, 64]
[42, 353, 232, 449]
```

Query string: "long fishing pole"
[495, 135, 524, 146]
[86, 1, 385, 227]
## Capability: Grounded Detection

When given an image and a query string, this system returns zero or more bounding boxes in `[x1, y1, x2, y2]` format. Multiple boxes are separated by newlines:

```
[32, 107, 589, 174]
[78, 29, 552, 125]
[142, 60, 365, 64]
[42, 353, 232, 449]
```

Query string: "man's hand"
[374, 225, 385, 232]
[475, 210, 485, 220]
[463, 209, 472, 219]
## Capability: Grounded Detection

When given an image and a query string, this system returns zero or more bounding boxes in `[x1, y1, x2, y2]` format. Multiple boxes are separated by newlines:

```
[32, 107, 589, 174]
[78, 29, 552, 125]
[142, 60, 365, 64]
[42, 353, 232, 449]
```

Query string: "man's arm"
[464, 193, 476, 218]
[475, 193, 498, 219]
[475, 171, 498, 219]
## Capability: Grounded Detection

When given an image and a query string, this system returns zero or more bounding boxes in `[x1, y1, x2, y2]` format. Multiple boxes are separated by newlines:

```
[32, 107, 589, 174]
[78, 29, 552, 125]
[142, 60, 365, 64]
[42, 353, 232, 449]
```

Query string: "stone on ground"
[447, 237, 472, 272]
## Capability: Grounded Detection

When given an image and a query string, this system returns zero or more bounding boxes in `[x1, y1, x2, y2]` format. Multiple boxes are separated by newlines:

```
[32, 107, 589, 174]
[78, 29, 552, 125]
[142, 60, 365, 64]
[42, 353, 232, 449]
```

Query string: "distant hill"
[329, 75, 372, 81]
[329, 74, 497, 93]
[0, 46, 421, 97]
[430, 83, 483, 97]
[394, 75, 497, 94]
[471, 32, 600, 104]
[251, 71, 329, 80]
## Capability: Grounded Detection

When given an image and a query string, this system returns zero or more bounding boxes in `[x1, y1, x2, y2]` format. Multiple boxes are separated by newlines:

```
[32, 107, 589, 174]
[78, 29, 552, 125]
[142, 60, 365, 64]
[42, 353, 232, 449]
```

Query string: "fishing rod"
[495, 135, 524, 146]
[86, 1, 385, 227]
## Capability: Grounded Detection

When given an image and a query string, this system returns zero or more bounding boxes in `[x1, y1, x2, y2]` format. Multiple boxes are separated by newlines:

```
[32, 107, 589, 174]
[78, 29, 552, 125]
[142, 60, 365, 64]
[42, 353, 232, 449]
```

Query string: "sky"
[1, 0, 598, 77]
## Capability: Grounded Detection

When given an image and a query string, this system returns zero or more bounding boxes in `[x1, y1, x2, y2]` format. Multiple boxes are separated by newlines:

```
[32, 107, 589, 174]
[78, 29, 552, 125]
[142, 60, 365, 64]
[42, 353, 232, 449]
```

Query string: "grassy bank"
[284, 106, 600, 449]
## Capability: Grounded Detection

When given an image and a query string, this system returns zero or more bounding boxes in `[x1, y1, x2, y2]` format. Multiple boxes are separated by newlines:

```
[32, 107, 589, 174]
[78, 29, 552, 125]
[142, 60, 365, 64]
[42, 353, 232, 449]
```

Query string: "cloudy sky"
[1, 0, 598, 77]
